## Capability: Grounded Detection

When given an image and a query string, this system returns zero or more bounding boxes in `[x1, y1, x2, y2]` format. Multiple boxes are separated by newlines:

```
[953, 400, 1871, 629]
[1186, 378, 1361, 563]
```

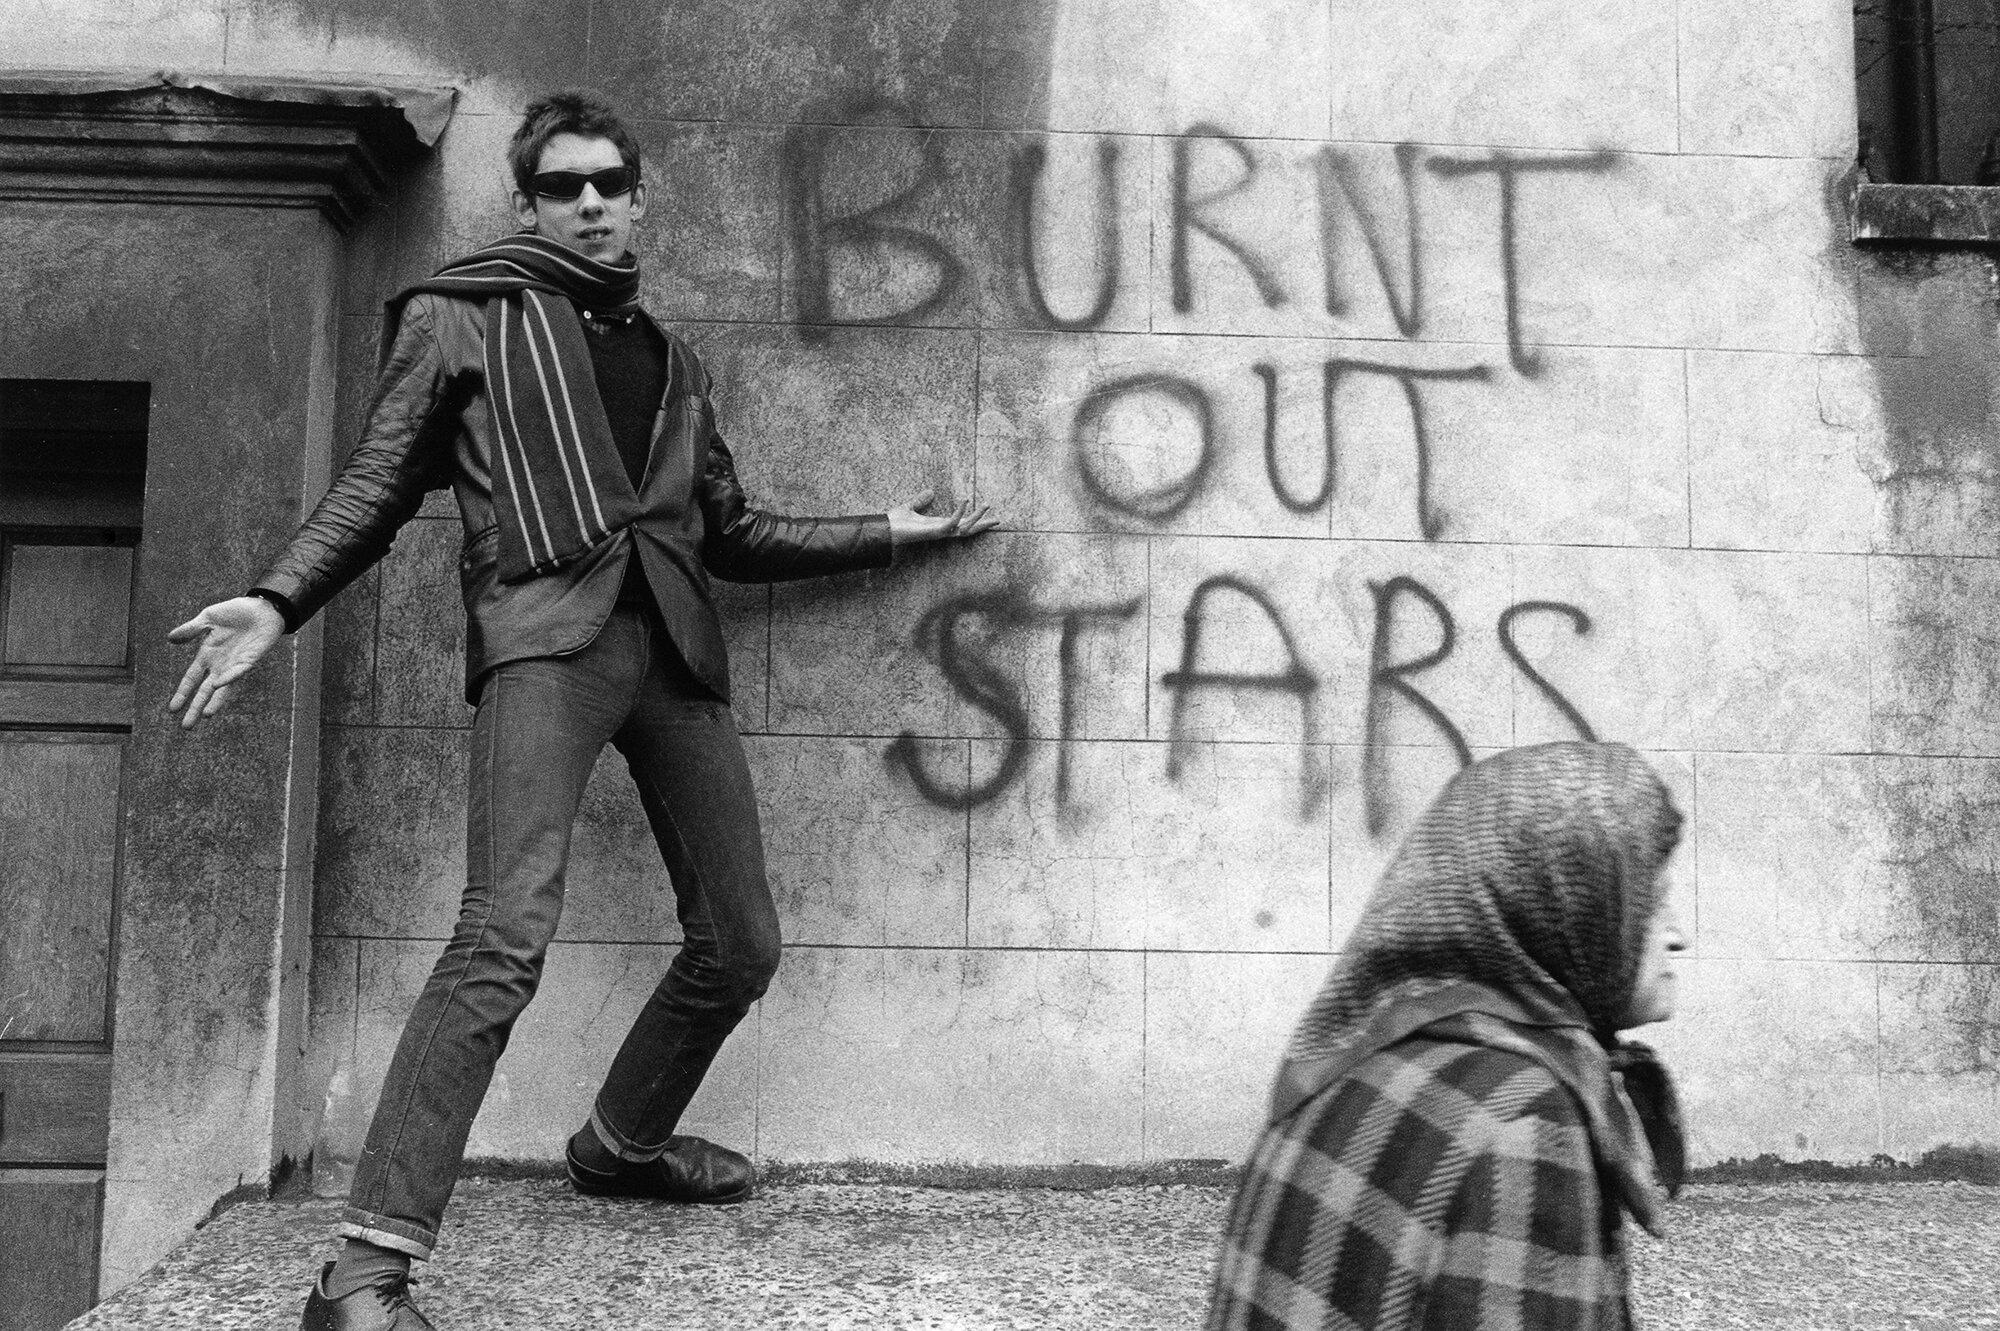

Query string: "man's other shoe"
[565, 1133, 754, 1204]
[300, 1262, 437, 1331]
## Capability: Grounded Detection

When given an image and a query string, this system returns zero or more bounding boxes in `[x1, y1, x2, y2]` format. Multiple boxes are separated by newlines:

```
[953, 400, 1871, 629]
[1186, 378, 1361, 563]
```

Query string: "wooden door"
[0, 379, 145, 1331]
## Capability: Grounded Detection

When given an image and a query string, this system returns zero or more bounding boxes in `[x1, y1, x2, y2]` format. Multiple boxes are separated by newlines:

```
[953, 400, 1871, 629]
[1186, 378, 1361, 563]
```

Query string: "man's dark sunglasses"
[530, 166, 639, 200]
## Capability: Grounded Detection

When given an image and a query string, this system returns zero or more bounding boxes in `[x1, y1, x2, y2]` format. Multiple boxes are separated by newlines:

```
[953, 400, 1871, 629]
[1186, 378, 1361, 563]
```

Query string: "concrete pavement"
[70, 1176, 2000, 1329]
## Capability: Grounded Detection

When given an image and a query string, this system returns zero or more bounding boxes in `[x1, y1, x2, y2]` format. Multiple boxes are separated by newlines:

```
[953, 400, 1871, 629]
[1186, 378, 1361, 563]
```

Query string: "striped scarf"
[392, 234, 648, 582]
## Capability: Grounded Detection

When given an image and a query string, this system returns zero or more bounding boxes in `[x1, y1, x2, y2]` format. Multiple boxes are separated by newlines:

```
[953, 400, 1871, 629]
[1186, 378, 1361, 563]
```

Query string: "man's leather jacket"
[253, 292, 894, 703]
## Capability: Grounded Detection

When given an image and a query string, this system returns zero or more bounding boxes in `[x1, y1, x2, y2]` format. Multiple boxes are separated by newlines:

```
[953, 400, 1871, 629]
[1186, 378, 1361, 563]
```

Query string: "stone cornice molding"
[0, 71, 456, 229]
[1852, 178, 2000, 249]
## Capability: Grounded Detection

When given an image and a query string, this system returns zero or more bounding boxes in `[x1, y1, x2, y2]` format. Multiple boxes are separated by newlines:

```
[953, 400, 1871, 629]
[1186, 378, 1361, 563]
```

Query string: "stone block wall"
[10, 0, 2000, 1177]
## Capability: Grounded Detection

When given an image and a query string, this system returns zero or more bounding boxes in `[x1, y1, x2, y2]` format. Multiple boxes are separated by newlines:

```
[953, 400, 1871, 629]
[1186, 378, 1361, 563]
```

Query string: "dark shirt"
[581, 309, 669, 613]
[581, 308, 669, 488]
[580, 308, 713, 698]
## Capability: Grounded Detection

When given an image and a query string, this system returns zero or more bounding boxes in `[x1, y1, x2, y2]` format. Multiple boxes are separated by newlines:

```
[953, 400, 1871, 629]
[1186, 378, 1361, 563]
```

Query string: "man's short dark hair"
[508, 90, 642, 193]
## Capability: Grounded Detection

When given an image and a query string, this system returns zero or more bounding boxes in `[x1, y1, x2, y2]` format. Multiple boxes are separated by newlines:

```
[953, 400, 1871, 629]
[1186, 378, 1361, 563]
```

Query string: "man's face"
[512, 132, 645, 264]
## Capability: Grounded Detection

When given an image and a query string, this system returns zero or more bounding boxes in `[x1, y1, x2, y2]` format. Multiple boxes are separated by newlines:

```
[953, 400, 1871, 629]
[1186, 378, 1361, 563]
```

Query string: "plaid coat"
[1207, 1014, 1632, 1331]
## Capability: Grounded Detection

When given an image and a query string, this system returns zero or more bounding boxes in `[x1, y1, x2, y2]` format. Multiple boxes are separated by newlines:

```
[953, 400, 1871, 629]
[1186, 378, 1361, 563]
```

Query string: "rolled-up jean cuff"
[337, 1211, 436, 1262]
[589, 1104, 670, 1164]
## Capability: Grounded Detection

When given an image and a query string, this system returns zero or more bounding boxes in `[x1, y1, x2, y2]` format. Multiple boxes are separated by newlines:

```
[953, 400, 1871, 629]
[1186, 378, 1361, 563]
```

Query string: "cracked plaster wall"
[12, 0, 2000, 1214]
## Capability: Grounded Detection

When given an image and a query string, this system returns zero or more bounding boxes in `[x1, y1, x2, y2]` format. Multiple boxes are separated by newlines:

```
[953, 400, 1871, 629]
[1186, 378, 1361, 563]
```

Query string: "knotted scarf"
[1270, 740, 1686, 1234]
[391, 234, 648, 582]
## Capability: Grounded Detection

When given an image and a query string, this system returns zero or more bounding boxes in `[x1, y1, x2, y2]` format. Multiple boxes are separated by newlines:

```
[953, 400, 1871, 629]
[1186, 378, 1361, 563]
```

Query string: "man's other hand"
[886, 488, 1001, 548]
[166, 596, 286, 729]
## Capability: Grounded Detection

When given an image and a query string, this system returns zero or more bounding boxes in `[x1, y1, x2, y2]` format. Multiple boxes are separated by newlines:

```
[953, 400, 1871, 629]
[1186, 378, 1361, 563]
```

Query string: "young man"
[169, 91, 994, 1331]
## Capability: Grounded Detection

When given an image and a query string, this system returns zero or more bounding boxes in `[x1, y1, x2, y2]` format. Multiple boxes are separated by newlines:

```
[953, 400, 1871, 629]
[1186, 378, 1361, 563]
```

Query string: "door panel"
[0, 680, 131, 728]
[2, 543, 135, 668]
[0, 1054, 111, 1163]
[0, 741, 120, 1043]
[0, 1169, 104, 1331]
[0, 379, 142, 1330]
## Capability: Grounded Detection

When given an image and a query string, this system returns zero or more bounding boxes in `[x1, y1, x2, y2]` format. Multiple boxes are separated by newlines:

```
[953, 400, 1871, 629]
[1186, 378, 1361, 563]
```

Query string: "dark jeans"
[339, 606, 778, 1259]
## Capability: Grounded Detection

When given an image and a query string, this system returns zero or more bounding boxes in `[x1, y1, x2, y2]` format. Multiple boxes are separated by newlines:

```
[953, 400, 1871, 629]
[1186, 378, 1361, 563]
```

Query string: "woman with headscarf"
[1206, 741, 1687, 1331]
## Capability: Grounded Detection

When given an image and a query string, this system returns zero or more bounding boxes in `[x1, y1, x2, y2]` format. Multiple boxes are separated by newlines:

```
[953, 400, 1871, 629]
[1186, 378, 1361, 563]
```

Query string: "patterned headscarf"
[1269, 741, 1685, 1229]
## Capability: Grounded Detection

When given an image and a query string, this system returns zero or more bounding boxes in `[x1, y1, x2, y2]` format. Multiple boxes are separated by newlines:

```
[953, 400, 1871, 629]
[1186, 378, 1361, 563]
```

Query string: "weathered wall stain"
[1858, 198, 2000, 1061]
[1857, 248, 2000, 530]
[1875, 761, 2000, 1073]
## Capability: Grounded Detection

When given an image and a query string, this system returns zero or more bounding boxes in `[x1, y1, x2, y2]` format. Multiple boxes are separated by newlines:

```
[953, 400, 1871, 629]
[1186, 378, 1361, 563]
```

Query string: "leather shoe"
[300, 1263, 436, 1330]
[566, 1133, 754, 1204]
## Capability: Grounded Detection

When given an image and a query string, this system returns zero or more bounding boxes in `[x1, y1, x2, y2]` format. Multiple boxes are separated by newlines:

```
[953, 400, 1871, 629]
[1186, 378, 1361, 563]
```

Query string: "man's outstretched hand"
[885, 489, 1001, 548]
[167, 596, 286, 729]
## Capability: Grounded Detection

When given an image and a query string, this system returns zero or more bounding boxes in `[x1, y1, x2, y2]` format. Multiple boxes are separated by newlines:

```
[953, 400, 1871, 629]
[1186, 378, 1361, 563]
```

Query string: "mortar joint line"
[1681, 348, 1694, 551]
[1139, 947, 1150, 1162]
[964, 740, 973, 948]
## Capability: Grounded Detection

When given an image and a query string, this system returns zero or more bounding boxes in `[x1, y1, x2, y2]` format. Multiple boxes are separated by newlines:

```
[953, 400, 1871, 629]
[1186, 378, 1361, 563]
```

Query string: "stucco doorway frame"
[0, 70, 451, 1303]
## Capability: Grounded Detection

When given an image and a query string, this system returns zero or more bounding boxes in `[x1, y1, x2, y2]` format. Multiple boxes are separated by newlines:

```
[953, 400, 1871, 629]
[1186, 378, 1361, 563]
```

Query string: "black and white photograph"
[1, 2, 1998, 1327]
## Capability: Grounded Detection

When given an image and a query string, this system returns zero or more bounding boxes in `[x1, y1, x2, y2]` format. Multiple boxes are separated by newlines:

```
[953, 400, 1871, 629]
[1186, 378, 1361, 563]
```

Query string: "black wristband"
[245, 587, 299, 634]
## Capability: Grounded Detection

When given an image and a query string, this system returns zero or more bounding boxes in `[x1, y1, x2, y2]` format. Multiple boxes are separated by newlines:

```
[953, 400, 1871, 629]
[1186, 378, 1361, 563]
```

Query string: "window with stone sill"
[1852, 0, 2000, 244]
